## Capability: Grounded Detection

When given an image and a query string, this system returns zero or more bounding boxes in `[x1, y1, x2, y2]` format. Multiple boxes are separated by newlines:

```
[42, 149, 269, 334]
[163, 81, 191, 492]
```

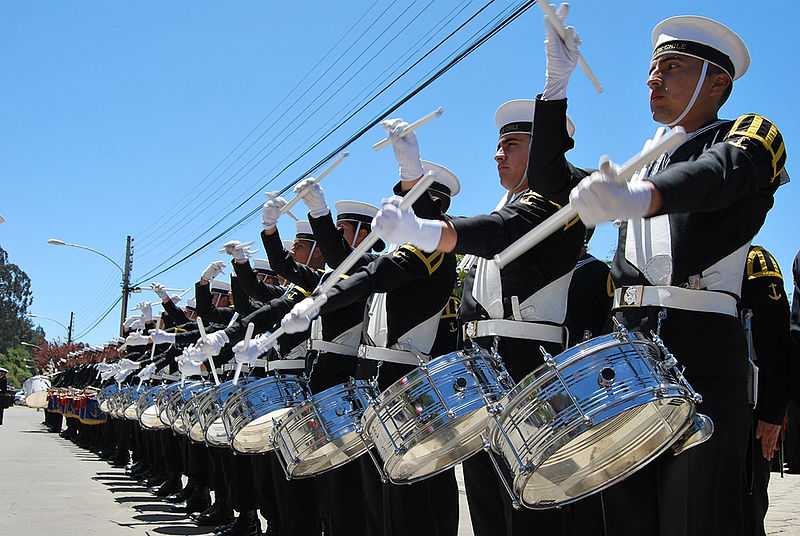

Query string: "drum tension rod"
[481, 433, 522, 510]
[540, 346, 592, 426]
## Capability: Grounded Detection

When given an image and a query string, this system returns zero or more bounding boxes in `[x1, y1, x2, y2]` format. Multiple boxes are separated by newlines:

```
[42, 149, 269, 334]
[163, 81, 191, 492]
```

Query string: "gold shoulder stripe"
[520, 190, 563, 210]
[398, 245, 445, 275]
[606, 272, 616, 297]
[727, 114, 786, 181]
[293, 284, 311, 297]
[746, 246, 783, 280]
[441, 295, 461, 318]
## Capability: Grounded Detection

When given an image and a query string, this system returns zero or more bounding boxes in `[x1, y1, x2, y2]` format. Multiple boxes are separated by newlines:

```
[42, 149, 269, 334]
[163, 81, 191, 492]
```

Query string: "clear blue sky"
[2, 1, 798, 345]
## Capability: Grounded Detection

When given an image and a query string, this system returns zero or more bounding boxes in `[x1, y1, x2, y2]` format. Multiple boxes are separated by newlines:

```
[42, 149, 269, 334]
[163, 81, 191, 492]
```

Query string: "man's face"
[495, 133, 531, 192]
[338, 221, 357, 246]
[291, 239, 315, 265]
[212, 291, 231, 308]
[647, 54, 707, 124]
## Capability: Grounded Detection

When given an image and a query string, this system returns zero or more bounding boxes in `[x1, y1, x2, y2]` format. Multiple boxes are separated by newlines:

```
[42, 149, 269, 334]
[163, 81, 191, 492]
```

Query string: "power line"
[132, 0, 537, 286]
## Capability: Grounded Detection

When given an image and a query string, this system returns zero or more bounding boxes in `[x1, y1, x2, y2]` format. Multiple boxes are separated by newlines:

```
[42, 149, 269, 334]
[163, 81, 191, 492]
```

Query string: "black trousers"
[602, 375, 752, 536]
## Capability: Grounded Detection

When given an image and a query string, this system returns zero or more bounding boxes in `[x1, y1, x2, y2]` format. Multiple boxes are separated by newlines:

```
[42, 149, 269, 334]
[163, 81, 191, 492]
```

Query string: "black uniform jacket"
[451, 97, 587, 381]
[740, 246, 790, 425]
[613, 115, 786, 380]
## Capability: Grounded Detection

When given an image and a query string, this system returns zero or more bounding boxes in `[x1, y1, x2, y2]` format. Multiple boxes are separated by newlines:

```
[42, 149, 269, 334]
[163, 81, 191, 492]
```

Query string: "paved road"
[1, 406, 797, 535]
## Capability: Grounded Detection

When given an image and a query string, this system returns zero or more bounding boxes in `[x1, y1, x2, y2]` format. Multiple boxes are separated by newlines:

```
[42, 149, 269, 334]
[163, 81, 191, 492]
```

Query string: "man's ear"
[708, 72, 731, 99]
[357, 228, 369, 241]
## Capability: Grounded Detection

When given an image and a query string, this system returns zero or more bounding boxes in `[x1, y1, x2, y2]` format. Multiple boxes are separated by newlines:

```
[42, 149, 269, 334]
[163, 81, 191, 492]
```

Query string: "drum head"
[25, 391, 49, 409]
[491, 332, 697, 508]
[362, 348, 513, 483]
[518, 397, 693, 507]
[231, 407, 292, 453]
[204, 417, 231, 446]
[140, 404, 167, 430]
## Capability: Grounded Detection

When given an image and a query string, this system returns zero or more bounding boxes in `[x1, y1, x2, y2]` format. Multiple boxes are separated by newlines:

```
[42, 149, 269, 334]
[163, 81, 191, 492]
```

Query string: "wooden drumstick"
[257, 171, 437, 352]
[494, 128, 686, 269]
[372, 108, 443, 151]
[279, 152, 349, 216]
[232, 322, 255, 385]
[539, 2, 603, 93]
[196, 317, 221, 386]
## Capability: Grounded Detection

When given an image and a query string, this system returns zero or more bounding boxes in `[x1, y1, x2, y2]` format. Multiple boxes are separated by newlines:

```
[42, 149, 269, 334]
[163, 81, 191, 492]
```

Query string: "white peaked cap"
[283, 240, 295, 251]
[334, 201, 379, 224]
[186, 297, 197, 310]
[210, 279, 231, 293]
[252, 258, 274, 273]
[652, 15, 749, 80]
[495, 99, 575, 138]
[421, 160, 460, 197]
[295, 221, 315, 242]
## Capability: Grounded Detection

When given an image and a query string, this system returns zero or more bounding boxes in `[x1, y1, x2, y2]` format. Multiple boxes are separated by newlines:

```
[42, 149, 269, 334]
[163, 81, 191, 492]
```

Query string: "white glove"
[201, 260, 227, 282]
[221, 240, 259, 263]
[280, 297, 321, 334]
[262, 194, 287, 231]
[117, 358, 140, 372]
[381, 118, 424, 181]
[569, 163, 653, 226]
[372, 196, 442, 251]
[135, 301, 153, 323]
[151, 282, 171, 301]
[125, 332, 150, 347]
[123, 315, 143, 331]
[168, 294, 182, 304]
[137, 363, 156, 381]
[542, 3, 581, 101]
[232, 332, 273, 367]
[197, 330, 230, 359]
[178, 358, 203, 378]
[99, 365, 116, 382]
[149, 329, 176, 345]
[97, 362, 113, 373]
[293, 178, 329, 218]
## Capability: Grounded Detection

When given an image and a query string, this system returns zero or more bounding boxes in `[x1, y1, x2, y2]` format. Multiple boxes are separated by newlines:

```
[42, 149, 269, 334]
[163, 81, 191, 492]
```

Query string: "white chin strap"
[306, 241, 317, 266]
[508, 136, 533, 198]
[351, 222, 362, 248]
[667, 60, 708, 128]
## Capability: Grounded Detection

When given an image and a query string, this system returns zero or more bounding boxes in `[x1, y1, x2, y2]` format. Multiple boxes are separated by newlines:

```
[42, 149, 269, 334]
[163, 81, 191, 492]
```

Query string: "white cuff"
[416, 219, 443, 252]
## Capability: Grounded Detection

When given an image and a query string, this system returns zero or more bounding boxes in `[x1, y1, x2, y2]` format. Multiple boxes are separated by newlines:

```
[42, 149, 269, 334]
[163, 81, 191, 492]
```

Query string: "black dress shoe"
[143, 472, 167, 487]
[194, 503, 235, 526]
[170, 487, 211, 515]
[215, 510, 261, 536]
[165, 487, 194, 503]
[151, 476, 183, 496]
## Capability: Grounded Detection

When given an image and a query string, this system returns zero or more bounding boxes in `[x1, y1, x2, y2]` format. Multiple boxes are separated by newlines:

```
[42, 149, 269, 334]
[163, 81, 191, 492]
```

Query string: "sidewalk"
[1, 405, 797, 535]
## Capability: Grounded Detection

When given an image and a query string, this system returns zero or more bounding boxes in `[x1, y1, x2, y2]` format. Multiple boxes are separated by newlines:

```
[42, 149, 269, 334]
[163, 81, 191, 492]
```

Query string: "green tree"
[0, 244, 40, 385]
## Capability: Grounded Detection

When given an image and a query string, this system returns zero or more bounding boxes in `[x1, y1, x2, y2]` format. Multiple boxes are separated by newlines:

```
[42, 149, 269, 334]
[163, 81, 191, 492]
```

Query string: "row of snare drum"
[95, 329, 713, 510]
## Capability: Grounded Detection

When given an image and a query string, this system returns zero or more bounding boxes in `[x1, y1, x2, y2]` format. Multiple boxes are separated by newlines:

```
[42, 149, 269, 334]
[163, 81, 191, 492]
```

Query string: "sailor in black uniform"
[564, 228, 613, 347]
[569, 16, 788, 536]
[281, 165, 458, 535]
[371, 8, 587, 533]
[740, 245, 790, 536]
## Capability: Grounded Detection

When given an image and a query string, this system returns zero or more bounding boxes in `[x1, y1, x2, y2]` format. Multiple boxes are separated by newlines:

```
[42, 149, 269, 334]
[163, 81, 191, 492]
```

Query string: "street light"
[21, 342, 42, 350]
[28, 313, 73, 344]
[47, 236, 133, 337]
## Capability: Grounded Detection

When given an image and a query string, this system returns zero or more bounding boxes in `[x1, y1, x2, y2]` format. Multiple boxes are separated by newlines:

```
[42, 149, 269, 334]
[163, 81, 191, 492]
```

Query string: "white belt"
[221, 363, 240, 372]
[357, 345, 426, 367]
[308, 339, 359, 357]
[153, 374, 179, 381]
[463, 319, 567, 346]
[267, 359, 306, 371]
[613, 285, 738, 317]
[281, 341, 308, 360]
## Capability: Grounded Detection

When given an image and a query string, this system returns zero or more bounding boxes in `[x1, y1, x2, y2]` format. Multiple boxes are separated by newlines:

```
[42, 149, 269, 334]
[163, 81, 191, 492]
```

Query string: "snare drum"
[137, 385, 166, 430]
[97, 384, 119, 413]
[23, 376, 52, 408]
[273, 380, 381, 478]
[361, 345, 515, 483]
[156, 382, 183, 427]
[196, 380, 246, 447]
[222, 375, 310, 454]
[180, 383, 220, 441]
[122, 387, 141, 420]
[168, 381, 211, 434]
[488, 329, 704, 508]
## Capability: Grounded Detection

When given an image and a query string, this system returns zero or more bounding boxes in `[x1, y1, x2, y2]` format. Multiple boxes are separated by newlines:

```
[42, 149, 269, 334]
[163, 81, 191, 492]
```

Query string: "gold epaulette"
[746, 245, 782, 280]
[727, 115, 786, 181]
